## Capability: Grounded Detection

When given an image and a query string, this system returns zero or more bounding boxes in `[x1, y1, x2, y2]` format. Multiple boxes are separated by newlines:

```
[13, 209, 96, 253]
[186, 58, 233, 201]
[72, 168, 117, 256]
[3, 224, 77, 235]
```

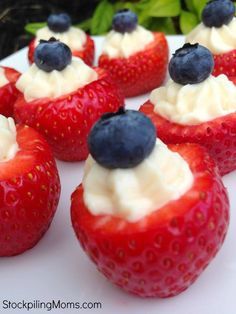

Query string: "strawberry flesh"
[0, 67, 20, 117]
[0, 125, 60, 256]
[212, 49, 236, 78]
[71, 143, 229, 297]
[140, 101, 236, 176]
[99, 32, 169, 97]
[14, 68, 124, 161]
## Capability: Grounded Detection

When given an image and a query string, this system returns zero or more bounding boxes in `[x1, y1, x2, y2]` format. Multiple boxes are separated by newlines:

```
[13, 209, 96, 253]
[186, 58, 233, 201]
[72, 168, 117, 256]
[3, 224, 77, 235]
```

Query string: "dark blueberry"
[88, 108, 156, 169]
[34, 38, 72, 72]
[169, 43, 214, 85]
[202, 0, 235, 28]
[47, 13, 71, 33]
[112, 9, 138, 33]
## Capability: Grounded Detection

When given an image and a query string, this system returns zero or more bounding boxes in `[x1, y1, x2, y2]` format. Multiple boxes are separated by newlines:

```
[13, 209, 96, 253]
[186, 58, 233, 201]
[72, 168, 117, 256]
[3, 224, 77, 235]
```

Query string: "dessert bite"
[140, 43, 236, 176]
[186, 0, 236, 80]
[71, 109, 229, 298]
[15, 39, 124, 161]
[28, 13, 94, 66]
[0, 66, 20, 117]
[98, 9, 169, 97]
[0, 115, 60, 256]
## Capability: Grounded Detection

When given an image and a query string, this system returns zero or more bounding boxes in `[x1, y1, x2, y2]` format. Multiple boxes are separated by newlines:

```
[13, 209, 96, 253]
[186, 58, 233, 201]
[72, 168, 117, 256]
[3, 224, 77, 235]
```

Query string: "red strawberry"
[71, 143, 229, 298]
[212, 49, 236, 79]
[230, 76, 236, 84]
[72, 35, 95, 66]
[0, 124, 60, 256]
[28, 35, 95, 66]
[98, 32, 169, 97]
[14, 68, 124, 161]
[0, 67, 20, 117]
[140, 101, 236, 176]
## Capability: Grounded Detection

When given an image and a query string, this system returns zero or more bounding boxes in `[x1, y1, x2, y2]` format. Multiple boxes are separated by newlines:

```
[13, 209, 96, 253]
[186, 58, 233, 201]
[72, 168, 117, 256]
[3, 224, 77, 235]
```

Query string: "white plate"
[0, 36, 236, 314]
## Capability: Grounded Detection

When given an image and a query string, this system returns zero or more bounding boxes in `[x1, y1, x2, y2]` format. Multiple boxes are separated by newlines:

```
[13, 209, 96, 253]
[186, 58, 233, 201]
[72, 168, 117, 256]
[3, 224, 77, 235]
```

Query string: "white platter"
[1, 36, 236, 314]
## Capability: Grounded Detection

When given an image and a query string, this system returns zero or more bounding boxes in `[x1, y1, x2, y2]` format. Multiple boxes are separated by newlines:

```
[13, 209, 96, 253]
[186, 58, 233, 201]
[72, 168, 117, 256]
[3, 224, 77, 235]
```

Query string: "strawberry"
[28, 35, 95, 66]
[14, 68, 124, 161]
[0, 67, 20, 117]
[0, 124, 60, 256]
[98, 32, 169, 97]
[71, 143, 229, 298]
[229, 76, 236, 84]
[140, 101, 236, 176]
[71, 35, 95, 67]
[212, 49, 236, 79]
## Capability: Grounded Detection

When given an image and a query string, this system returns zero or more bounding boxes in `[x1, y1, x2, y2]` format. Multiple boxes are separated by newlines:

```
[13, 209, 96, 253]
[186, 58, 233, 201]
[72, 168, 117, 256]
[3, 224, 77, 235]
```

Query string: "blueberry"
[169, 43, 214, 85]
[88, 108, 156, 169]
[202, 0, 235, 28]
[34, 38, 72, 72]
[47, 13, 71, 33]
[112, 9, 138, 33]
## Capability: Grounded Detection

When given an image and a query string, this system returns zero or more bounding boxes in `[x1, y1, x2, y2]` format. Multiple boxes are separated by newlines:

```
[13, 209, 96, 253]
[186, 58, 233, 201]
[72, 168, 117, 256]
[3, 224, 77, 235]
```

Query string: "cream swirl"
[186, 17, 236, 55]
[0, 67, 9, 88]
[83, 139, 193, 222]
[150, 75, 236, 125]
[102, 26, 154, 59]
[16, 57, 98, 102]
[35, 26, 87, 51]
[0, 115, 19, 162]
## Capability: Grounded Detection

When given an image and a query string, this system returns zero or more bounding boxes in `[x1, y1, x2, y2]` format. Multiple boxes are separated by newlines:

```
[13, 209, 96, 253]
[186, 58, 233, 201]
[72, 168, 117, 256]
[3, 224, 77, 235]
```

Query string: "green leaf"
[135, 0, 151, 10]
[25, 22, 46, 35]
[138, 10, 151, 25]
[114, 2, 125, 12]
[91, 0, 114, 35]
[148, 17, 176, 34]
[180, 10, 199, 34]
[75, 18, 92, 32]
[114, 2, 137, 13]
[148, 0, 181, 17]
[184, 0, 195, 12]
[192, 0, 208, 19]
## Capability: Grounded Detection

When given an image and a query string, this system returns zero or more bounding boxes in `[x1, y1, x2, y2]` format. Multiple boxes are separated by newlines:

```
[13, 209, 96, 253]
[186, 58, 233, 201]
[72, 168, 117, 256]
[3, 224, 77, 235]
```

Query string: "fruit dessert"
[140, 43, 236, 176]
[0, 115, 60, 256]
[28, 13, 94, 66]
[0, 66, 20, 117]
[98, 9, 169, 97]
[71, 108, 229, 298]
[186, 0, 236, 80]
[15, 39, 124, 161]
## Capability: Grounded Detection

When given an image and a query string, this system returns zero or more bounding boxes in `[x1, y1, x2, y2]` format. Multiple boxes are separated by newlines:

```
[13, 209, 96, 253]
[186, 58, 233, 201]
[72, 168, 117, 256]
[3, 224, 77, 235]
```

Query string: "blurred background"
[0, 0, 235, 60]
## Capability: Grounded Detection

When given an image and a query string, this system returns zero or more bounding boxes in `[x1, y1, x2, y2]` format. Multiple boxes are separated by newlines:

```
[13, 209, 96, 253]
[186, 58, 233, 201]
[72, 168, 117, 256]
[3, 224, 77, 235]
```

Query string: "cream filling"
[0, 115, 18, 162]
[83, 139, 193, 222]
[16, 57, 98, 102]
[151, 75, 236, 125]
[102, 25, 154, 59]
[186, 17, 236, 55]
[35, 26, 87, 51]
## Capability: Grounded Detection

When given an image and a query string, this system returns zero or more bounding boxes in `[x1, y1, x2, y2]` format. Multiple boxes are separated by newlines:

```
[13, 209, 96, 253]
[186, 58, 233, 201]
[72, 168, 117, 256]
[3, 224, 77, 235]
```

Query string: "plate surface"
[0, 36, 236, 314]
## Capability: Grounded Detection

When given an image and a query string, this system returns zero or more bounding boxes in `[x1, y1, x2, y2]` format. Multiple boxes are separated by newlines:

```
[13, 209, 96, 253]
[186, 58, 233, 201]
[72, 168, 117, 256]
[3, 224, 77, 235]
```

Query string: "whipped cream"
[16, 57, 98, 102]
[186, 17, 236, 55]
[0, 67, 9, 88]
[35, 26, 87, 51]
[83, 139, 193, 222]
[0, 115, 19, 162]
[150, 75, 236, 125]
[102, 25, 154, 59]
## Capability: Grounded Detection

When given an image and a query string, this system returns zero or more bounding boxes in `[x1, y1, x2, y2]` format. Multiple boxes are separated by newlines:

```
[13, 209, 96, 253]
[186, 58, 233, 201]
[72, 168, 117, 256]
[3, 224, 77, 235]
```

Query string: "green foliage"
[180, 10, 198, 34]
[25, 0, 235, 36]
[91, 0, 114, 35]
[25, 22, 46, 35]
